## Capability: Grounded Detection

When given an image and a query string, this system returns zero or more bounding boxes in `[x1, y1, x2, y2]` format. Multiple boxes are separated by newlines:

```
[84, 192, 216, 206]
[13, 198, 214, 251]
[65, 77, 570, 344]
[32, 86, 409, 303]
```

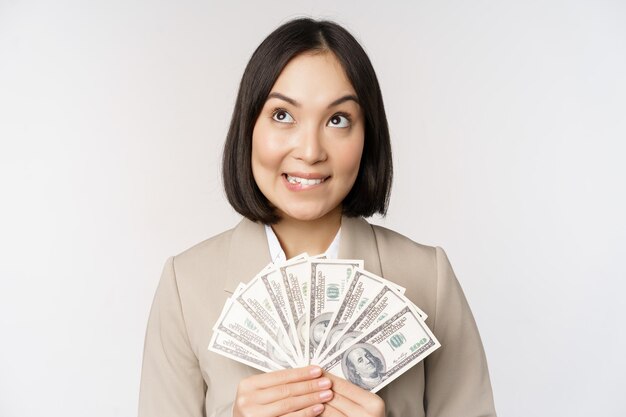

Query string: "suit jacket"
[138, 216, 497, 417]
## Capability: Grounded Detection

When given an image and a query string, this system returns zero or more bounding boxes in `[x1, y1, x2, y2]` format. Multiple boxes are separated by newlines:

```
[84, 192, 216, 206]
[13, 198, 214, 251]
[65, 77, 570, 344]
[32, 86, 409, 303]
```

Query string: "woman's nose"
[293, 124, 327, 164]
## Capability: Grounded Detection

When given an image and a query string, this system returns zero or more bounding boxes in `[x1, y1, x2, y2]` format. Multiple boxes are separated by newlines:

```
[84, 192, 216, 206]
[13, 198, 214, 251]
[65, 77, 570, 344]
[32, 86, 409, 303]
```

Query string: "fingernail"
[309, 366, 322, 376]
[319, 390, 333, 401]
[318, 378, 331, 389]
[313, 404, 324, 414]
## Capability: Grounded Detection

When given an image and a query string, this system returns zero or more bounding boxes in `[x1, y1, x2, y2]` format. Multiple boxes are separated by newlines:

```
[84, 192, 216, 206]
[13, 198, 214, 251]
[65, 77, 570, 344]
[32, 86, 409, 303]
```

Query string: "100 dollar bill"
[318, 284, 411, 362]
[208, 330, 283, 373]
[236, 270, 300, 365]
[308, 259, 363, 361]
[322, 305, 440, 393]
[279, 256, 312, 363]
[213, 297, 297, 368]
[315, 268, 403, 362]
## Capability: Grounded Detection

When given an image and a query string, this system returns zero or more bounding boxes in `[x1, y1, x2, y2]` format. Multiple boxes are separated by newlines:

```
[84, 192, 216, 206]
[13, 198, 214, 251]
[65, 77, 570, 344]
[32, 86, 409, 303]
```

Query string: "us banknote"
[209, 254, 440, 393]
[279, 256, 312, 364]
[208, 330, 283, 373]
[314, 268, 404, 362]
[308, 259, 363, 361]
[235, 269, 301, 365]
[322, 305, 440, 393]
[213, 295, 297, 368]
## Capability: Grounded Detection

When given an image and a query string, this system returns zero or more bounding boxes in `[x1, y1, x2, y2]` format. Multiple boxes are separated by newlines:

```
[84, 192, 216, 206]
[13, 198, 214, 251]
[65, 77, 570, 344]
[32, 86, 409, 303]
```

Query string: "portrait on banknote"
[341, 344, 386, 390]
[310, 312, 333, 349]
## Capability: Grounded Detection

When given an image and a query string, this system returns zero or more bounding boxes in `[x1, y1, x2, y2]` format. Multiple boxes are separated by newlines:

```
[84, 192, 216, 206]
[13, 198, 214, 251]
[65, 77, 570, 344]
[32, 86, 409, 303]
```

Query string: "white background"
[1, 1, 625, 416]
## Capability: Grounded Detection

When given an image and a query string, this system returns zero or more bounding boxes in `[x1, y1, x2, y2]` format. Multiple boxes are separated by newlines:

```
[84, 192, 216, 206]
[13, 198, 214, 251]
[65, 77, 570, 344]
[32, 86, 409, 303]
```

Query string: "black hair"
[222, 17, 392, 223]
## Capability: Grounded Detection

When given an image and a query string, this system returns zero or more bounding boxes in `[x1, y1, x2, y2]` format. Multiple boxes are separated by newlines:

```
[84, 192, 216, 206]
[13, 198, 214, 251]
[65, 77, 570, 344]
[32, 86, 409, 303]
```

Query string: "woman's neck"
[270, 206, 342, 259]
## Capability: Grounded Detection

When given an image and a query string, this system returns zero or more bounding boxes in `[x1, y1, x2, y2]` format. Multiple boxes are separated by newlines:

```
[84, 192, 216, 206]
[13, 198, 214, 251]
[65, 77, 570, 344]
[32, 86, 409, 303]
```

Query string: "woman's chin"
[277, 205, 340, 223]
[280, 211, 326, 223]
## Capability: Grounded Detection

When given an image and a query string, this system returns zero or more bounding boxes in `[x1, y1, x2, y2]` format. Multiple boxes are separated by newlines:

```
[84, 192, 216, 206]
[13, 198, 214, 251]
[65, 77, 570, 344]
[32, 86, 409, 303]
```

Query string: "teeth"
[286, 175, 324, 186]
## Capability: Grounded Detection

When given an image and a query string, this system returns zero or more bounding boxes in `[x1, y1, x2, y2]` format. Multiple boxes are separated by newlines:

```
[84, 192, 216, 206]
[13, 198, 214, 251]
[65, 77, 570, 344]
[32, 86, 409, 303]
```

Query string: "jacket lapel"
[223, 215, 382, 293]
[338, 216, 382, 276]
[223, 218, 271, 293]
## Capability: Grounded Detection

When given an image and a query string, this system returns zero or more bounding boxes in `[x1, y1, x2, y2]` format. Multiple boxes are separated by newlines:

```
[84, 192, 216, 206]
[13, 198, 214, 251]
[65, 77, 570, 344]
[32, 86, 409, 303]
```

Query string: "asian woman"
[139, 17, 496, 417]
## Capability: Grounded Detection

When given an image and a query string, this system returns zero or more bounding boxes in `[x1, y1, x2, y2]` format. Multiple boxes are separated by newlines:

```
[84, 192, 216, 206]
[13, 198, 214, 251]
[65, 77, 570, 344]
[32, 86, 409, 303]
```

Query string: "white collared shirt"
[264, 224, 341, 263]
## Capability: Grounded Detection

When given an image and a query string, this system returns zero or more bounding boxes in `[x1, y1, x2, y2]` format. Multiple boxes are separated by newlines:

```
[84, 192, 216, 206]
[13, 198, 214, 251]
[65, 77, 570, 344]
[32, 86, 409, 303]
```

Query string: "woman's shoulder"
[368, 221, 438, 259]
[365, 222, 456, 329]
[166, 218, 268, 293]
[174, 226, 236, 263]
[174, 216, 264, 260]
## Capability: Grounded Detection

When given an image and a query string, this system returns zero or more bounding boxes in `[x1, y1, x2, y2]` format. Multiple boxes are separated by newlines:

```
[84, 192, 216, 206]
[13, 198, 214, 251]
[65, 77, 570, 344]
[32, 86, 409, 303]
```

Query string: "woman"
[139, 18, 496, 417]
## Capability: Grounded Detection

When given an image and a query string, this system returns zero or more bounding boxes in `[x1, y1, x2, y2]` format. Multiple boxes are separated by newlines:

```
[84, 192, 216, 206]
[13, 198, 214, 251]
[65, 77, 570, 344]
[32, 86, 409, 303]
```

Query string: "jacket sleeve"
[424, 247, 497, 417]
[138, 256, 206, 417]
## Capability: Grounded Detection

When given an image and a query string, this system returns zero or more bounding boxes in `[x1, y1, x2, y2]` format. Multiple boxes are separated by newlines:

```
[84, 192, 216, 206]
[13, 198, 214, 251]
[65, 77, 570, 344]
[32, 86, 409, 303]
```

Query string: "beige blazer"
[138, 216, 497, 417]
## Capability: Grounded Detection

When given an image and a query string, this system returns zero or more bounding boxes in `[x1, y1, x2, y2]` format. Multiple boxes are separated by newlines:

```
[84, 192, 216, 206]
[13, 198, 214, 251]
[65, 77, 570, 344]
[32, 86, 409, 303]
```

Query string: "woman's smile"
[282, 173, 331, 191]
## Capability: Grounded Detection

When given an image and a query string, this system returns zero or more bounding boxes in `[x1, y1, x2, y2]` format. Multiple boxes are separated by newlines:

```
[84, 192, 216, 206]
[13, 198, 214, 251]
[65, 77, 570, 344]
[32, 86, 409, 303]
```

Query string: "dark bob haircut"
[222, 17, 392, 224]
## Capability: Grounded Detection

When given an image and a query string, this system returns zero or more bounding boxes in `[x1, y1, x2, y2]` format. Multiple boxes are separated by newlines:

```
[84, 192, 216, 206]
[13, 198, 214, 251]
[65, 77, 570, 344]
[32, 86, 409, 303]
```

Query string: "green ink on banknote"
[388, 332, 407, 350]
[244, 318, 258, 331]
[327, 284, 340, 299]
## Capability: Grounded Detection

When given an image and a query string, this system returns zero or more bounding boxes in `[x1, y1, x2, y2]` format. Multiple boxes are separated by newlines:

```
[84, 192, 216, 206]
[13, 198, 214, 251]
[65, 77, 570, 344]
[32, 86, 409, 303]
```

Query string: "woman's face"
[251, 51, 365, 223]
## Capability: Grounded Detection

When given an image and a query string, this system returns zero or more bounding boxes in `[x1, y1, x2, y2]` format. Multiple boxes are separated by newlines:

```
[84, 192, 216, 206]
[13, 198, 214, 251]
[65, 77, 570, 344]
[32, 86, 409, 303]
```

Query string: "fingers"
[324, 391, 360, 416]
[264, 389, 334, 416]
[243, 366, 322, 391]
[323, 373, 385, 417]
[234, 367, 334, 417]
[283, 403, 326, 417]
[319, 403, 346, 417]
[323, 392, 384, 417]
[323, 372, 368, 399]
[256, 376, 332, 404]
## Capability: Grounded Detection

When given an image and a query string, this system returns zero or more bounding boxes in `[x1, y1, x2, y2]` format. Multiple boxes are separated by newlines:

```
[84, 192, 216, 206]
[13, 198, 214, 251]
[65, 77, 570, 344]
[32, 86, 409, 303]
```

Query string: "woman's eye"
[272, 109, 295, 124]
[327, 114, 351, 128]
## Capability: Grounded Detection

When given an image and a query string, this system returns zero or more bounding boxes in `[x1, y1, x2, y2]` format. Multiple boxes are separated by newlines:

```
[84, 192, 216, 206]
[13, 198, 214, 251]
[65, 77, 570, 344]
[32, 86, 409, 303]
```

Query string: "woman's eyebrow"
[266, 92, 359, 108]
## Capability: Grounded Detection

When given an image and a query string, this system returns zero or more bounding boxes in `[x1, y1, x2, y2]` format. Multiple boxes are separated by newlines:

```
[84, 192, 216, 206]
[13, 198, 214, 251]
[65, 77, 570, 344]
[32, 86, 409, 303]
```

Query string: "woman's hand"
[234, 365, 334, 417]
[320, 372, 385, 417]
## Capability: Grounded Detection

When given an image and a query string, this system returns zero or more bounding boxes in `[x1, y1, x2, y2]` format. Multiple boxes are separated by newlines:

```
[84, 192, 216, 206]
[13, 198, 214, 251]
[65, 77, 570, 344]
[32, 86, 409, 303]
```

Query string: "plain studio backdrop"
[1, 0, 625, 416]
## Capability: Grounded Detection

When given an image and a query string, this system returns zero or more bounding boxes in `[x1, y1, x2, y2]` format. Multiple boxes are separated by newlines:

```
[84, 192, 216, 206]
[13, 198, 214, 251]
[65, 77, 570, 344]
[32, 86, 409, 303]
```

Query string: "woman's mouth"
[282, 173, 330, 189]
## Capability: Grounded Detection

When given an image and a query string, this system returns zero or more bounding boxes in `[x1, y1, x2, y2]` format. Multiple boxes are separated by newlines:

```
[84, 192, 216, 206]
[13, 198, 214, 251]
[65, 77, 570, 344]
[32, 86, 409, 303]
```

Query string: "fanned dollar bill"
[318, 284, 412, 363]
[308, 259, 363, 361]
[279, 256, 312, 364]
[314, 268, 402, 362]
[322, 305, 440, 393]
[208, 330, 283, 373]
[258, 263, 306, 363]
[235, 269, 301, 365]
[209, 254, 440, 393]
[213, 296, 297, 368]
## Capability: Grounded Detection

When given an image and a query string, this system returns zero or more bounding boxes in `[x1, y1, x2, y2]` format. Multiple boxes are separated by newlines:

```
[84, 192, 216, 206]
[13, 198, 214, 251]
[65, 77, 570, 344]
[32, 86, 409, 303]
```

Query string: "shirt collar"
[264, 224, 341, 263]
